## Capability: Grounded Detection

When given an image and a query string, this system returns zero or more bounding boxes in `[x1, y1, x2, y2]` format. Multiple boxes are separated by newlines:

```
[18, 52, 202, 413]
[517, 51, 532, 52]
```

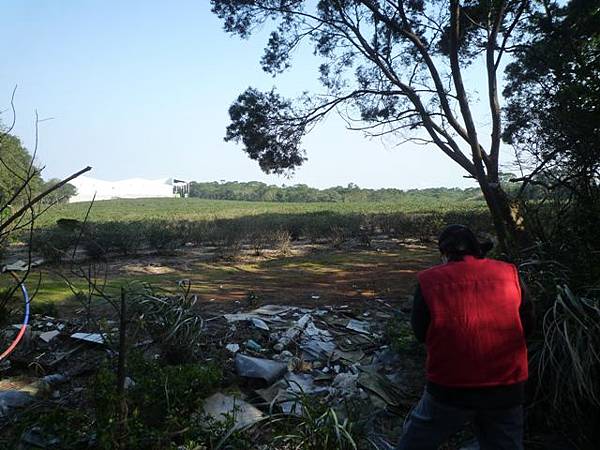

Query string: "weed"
[130, 284, 204, 364]
[272, 228, 292, 255]
[93, 354, 221, 449]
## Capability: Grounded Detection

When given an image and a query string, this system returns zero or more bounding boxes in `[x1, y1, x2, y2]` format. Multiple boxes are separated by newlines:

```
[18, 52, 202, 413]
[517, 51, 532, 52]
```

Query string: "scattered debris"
[0, 374, 68, 418]
[251, 318, 270, 331]
[70, 333, 107, 345]
[2, 259, 44, 272]
[346, 319, 370, 335]
[250, 305, 293, 316]
[0, 292, 414, 446]
[202, 392, 264, 431]
[39, 330, 60, 343]
[20, 426, 61, 448]
[235, 354, 288, 384]
[226, 343, 241, 353]
[245, 340, 262, 352]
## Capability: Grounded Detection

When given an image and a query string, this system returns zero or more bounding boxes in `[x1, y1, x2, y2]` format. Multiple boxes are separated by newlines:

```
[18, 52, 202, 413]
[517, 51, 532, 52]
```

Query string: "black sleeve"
[519, 276, 536, 339]
[411, 283, 430, 343]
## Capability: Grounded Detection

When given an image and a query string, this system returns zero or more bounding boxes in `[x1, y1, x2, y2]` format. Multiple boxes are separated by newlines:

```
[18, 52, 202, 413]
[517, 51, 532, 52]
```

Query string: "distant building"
[68, 176, 189, 203]
[171, 179, 190, 198]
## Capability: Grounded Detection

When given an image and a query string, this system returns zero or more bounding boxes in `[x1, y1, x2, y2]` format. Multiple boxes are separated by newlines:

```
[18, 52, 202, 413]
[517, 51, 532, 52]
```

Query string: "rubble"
[0, 374, 68, 418]
[226, 343, 240, 353]
[0, 293, 414, 446]
[70, 332, 107, 345]
[220, 298, 411, 423]
[39, 330, 60, 343]
[202, 392, 264, 431]
[235, 354, 288, 384]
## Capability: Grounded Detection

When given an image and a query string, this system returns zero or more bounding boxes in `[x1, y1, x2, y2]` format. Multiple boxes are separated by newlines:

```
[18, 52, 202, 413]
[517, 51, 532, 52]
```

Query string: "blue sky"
[0, 0, 502, 189]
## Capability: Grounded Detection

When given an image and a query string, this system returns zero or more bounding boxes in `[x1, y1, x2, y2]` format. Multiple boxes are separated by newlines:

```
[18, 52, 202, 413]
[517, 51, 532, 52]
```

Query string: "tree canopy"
[504, 0, 600, 199]
[0, 132, 43, 207]
[211, 0, 546, 249]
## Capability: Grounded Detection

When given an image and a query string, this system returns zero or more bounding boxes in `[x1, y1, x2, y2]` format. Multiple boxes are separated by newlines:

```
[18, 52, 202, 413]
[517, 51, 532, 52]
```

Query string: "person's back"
[397, 225, 534, 450]
[418, 256, 528, 388]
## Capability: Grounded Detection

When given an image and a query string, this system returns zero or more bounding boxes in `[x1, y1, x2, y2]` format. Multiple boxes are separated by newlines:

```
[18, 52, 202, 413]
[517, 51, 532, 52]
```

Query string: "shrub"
[130, 285, 205, 364]
[272, 228, 292, 255]
[94, 355, 221, 449]
[144, 220, 182, 252]
[31, 227, 76, 263]
[531, 286, 600, 447]
[266, 393, 371, 450]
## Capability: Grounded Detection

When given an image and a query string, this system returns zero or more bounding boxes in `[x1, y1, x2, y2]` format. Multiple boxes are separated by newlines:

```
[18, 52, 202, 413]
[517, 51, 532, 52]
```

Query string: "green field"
[37, 196, 487, 226]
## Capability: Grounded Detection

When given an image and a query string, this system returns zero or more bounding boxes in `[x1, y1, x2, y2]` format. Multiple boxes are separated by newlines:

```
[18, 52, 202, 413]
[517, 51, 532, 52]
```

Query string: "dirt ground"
[11, 237, 440, 318]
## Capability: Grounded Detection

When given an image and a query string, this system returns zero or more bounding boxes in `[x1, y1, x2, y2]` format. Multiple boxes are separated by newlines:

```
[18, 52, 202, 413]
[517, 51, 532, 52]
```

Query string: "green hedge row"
[30, 210, 493, 262]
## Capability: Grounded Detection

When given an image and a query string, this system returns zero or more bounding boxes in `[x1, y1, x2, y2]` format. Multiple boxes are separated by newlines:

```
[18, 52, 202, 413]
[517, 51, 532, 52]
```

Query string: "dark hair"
[438, 224, 484, 261]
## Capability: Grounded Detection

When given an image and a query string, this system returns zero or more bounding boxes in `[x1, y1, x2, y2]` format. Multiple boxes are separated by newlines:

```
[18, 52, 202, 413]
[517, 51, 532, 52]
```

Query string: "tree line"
[0, 131, 77, 214]
[188, 180, 484, 203]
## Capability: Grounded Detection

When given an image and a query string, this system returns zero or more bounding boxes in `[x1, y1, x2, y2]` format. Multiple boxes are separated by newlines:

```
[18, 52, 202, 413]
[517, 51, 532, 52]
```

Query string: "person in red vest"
[397, 224, 535, 450]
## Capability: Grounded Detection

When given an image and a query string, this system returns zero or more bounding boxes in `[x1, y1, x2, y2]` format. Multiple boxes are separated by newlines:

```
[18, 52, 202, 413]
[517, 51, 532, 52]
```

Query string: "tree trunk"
[479, 181, 529, 257]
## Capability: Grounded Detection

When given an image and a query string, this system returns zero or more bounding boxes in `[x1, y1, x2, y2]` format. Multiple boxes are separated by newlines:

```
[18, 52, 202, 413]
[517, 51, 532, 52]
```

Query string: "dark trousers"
[397, 390, 524, 450]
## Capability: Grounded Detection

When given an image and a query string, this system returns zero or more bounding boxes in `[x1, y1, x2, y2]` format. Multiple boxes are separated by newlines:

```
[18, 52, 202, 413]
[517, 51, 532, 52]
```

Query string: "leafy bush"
[144, 220, 183, 252]
[531, 286, 600, 447]
[99, 222, 144, 256]
[266, 393, 372, 450]
[94, 355, 221, 449]
[31, 226, 76, 263]
[129, 284, 204, 364]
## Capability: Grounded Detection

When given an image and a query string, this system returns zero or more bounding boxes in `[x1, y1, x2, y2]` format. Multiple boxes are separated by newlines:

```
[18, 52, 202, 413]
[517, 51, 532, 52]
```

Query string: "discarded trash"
[357, 370, 406, 407]
[251, 318, 270, 331]
[303, 321, 331, 340]
[332, 372, 359, 396]
[224, 313, 257, 322]
[251, 305, 292, 316]
[245, 340, 262, 352]
[0, 374, 68, 418]
[70, 333, 106, 345]
[332, 348, 365, 364]
[20, 426, 61, 448]
[226, 343, 241, 353]
[301, 339, 336, 360]
[202, 392, 264, 430]
[346, 319, 370, 335]
[0, 391, 33, 418]
[39, 330, 60, 343]
[280, 350, 293, 360]
[3, 259, 44, 272]
[277, 314, 311, 347]
[285, 372, 329, 396]
[235, 354, 288, 384]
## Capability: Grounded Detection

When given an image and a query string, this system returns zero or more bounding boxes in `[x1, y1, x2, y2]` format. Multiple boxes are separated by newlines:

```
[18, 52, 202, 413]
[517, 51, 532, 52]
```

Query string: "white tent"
[69, 176, 177, 203]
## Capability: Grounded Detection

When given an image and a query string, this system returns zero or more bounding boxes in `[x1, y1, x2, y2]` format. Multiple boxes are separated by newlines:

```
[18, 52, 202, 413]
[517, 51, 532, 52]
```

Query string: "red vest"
[417, 256, 528, 387]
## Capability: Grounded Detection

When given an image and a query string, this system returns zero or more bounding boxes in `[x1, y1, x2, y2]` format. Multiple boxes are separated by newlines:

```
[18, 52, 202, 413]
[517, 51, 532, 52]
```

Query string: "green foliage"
[94, 355, 221, 449]
[266, 394, 372, 450]
[0, 406, 93, 449]
[36, 196, 487, 227]
[531, 286, 600, 448]
[225, 88, 306, 174]
[144, 220, 184, 252]
[0, 133, 43, 207]
[31, 226, 77, 263]
[384, 314, 422, 356]
[38, 179, 77, 205]
[32, 199, 493, 262]
[504, 0, 600, 195]
[188, 180, 484, 204]
[130, 285, 205, 364]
